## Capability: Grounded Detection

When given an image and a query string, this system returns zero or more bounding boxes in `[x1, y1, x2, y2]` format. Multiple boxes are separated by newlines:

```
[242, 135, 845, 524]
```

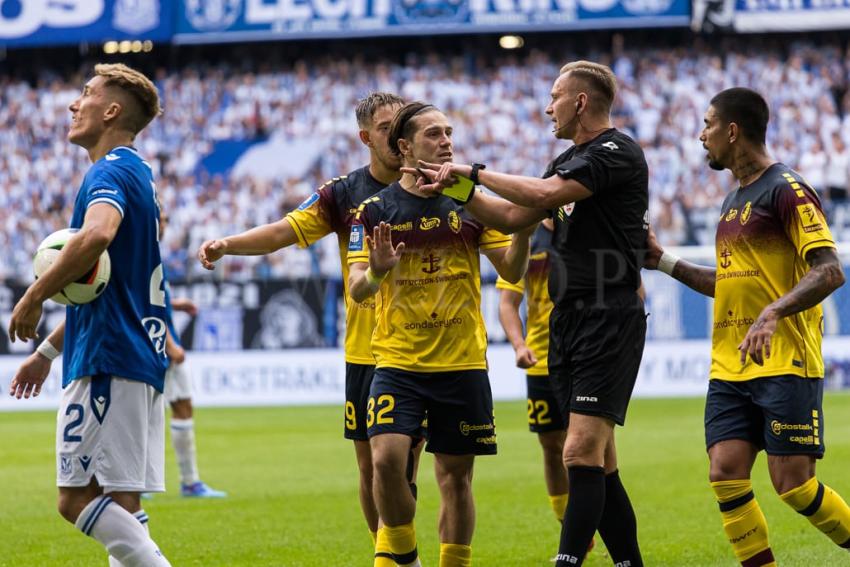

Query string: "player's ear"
[358, 129, 371, 147]
[728, 122, 738, 144]
[103, 101, 123, 125]
[397, 137, 411, 158]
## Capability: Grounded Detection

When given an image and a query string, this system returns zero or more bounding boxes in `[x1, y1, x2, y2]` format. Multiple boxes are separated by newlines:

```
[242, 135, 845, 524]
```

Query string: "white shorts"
[164, 361, 193, 403]
[56, 375, 165, 493]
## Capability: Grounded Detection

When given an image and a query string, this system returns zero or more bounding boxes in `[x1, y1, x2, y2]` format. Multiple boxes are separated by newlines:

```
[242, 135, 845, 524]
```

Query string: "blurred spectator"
[826, 133, 850, 202]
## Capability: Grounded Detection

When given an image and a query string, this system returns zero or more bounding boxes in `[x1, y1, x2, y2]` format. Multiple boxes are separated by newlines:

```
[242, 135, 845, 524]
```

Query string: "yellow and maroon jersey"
[348, 183, 512, 372]
[711, 164, 836, 381]
[286, 166, 386, 365]
[496, 224, 554, 376]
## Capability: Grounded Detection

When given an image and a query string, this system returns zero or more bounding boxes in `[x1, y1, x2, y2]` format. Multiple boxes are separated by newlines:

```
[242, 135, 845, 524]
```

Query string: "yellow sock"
[549, 493, 568, 522]
[384, 522, 419, 567]
[374, 527, 396, 567]
[370, 530, 378, 546]
[780, 477, 850, 548]
[439, 543, 472, 567]
[711, 480, 776, 566]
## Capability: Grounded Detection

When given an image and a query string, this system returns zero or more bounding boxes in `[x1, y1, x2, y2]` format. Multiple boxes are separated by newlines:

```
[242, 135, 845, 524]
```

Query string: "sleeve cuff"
[347, 251, 370, 265]
[87, 197, 124, 218]
[799, 239, 836, 259]
[284, 215, 310, 248]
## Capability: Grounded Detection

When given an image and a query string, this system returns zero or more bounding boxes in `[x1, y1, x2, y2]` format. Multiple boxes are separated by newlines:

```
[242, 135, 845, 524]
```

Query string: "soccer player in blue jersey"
[160, 209, 227, 499]
[9, 63, 172, 567]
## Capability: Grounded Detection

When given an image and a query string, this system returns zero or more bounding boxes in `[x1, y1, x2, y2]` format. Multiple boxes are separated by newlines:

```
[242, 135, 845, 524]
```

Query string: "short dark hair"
[388, 101, 436, 156]
[355, 92, 405, 128]
[709, 88, 769, 145]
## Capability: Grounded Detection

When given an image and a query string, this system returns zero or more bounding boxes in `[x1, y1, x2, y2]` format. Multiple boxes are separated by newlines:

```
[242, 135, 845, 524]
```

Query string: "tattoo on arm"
[672, 259, 716, 298]
[768, 247, 845, 318]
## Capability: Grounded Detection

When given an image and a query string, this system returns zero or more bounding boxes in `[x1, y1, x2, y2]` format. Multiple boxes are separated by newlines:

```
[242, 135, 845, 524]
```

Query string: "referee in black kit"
[409, 60, 649, 567]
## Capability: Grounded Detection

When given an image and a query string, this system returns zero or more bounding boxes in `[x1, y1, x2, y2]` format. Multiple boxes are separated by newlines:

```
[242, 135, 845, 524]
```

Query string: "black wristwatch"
[470, 163, 486, 185]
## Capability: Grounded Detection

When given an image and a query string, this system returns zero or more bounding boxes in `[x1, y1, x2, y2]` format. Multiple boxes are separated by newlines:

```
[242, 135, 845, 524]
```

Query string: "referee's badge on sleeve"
[349, 224, 365, 251]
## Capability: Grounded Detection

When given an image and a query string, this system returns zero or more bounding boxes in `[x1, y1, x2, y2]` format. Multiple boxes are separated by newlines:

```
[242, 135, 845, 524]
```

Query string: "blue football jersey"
[63, 146, 169, 391]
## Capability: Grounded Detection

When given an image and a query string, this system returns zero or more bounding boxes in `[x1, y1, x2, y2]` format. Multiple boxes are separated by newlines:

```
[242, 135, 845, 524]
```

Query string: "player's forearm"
[221, 219, 299, 255]
[45, 321, 65, 352]
[27, 231, 108, 303]
[478, 170, 558, 208]
[498, 298, 527, 350]
[494, 235, 531, 284]
[670, 260, 716, 298]
[348, 264, 382, 303]
[764, 255, 845, 319]
[465, 193, 544, 234]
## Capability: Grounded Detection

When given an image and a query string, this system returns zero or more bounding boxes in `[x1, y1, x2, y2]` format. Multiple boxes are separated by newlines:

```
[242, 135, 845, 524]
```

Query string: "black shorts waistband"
[554, 286, 642, 311]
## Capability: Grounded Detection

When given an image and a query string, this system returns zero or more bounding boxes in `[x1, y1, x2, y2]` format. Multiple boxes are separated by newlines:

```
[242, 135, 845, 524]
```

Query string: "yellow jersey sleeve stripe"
[480, 238, 512, 250]
[479, 227, 512, 250]
[285, 214, 311, 249]
[799, 239, 837, 258]
[347, 250, 370, 264]
[495, 276, 524, 294]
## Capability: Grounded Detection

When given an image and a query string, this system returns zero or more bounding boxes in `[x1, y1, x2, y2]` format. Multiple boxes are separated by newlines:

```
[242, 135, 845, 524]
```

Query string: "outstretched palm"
[368, 222, 405, 275]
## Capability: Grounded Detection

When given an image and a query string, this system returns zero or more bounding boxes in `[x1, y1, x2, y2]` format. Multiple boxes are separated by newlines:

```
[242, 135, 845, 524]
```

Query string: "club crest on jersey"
[142, 317, 167, 355]
[297, 193, 320, 211]
[420, 217, 440, 231]
[725, 208, 738, 222]
[349, 225, 364, 251]
[60, 454, 72, 478]
[740, 202, 752, 225]
[448, 211, 461, 233]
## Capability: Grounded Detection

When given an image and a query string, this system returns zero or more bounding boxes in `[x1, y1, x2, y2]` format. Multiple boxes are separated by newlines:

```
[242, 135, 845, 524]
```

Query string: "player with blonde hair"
[9, 63, 171, 566]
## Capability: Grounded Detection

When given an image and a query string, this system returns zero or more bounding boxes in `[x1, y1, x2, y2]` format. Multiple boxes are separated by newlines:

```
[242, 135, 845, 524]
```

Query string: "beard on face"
[708, 158, 725, 171]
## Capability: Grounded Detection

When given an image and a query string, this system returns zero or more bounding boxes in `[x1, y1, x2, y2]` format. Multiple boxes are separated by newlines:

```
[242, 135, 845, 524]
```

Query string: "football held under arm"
[28, 203, 122, 304]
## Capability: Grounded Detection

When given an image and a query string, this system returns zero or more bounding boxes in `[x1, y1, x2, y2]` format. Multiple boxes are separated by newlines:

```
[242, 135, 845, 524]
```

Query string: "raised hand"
[402, 160, 471, 196]
[367, 222, 406, 276]
[198, 239, 227, 270]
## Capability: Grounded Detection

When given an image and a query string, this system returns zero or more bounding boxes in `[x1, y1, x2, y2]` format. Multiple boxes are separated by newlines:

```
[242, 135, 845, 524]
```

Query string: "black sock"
[556, 465, 605, 567]
[597, 470, 643, 567]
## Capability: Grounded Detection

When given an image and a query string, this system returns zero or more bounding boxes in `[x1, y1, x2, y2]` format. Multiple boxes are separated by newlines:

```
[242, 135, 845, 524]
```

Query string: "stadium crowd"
[2, 37, 850, 282]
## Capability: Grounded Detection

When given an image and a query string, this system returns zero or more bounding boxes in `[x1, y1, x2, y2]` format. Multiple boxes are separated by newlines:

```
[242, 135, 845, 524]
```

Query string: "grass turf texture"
[2, 394, 849, 566]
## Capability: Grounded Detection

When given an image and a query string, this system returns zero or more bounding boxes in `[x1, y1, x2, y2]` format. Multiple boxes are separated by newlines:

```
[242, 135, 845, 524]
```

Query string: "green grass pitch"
[2, 394, 849, 566]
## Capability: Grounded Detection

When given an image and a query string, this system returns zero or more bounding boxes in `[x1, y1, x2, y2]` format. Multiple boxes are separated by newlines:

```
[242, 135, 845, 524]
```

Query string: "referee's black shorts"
[548, 287, 647, 426]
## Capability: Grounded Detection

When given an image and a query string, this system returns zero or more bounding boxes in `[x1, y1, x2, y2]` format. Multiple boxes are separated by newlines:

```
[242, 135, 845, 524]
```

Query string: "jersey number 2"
[63, 404, 84, 442]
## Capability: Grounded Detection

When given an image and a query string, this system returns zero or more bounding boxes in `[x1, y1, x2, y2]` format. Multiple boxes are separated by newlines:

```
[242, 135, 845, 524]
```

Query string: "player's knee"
[371, 451, 403, 483]
[57, 493, 84, 524]
[538, 432, 566, 455]
[170, 398, 193, 419]
[769, 466, 814, 495]
[562, 435, 604, 468]
[358, 460, 374, 484]
[436, 468, 472, 497]
[708, 460, 749, 483]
